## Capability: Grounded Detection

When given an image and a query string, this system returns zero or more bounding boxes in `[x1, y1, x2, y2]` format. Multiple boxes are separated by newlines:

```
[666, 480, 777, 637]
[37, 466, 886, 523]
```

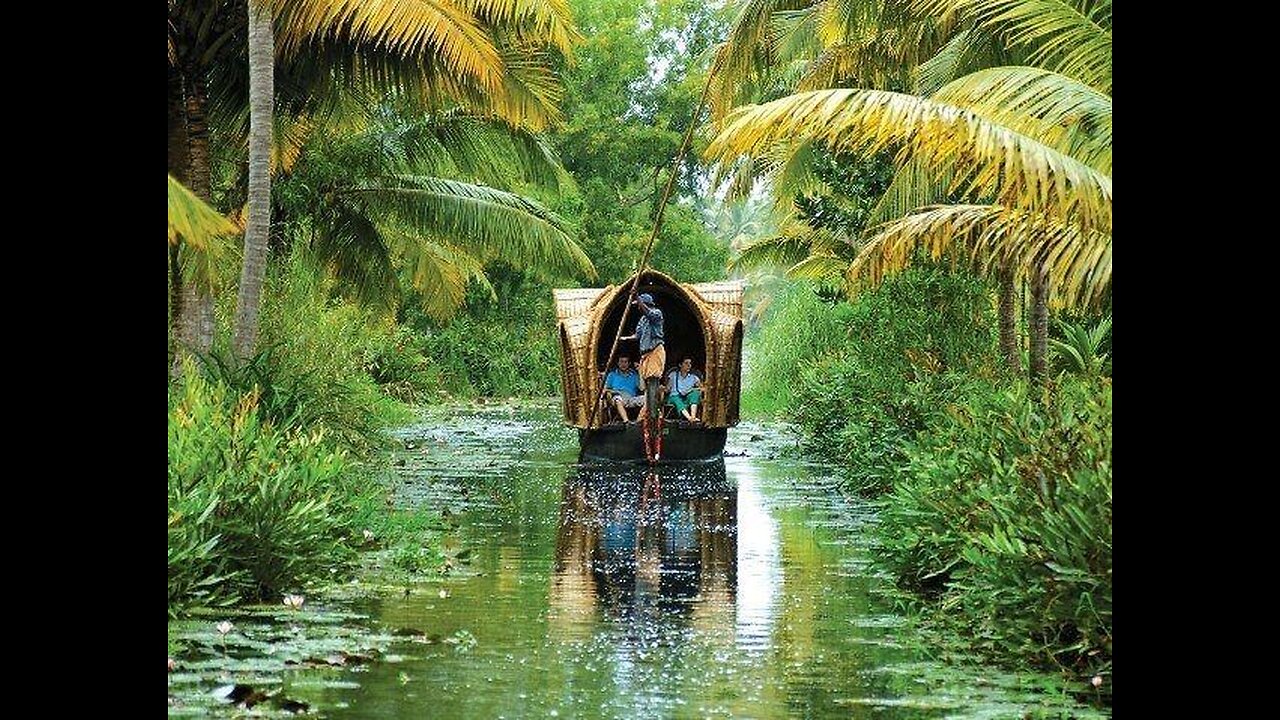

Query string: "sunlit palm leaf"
[351, 175, 595, 279]
[932, 65, 1111, 172]
[458, 0, 580, 56]
[270, 0, 505, 92]
[708, 88, 1111, 232]
[733, 233, 813, 270]
[168, 174, 239, 251]
[709, 0, 811, 122]
[914, 24, 1013, 94]
[866, 155, 957, 226]
[849, 203, 1111, 307]
[911, 0, 1111, 93]
[788, 252, 848, 282]
[387, 229, 495, 321]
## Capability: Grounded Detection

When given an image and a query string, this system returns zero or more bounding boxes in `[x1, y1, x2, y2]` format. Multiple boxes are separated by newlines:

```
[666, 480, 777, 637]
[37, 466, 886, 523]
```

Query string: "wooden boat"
[554, 270, 744, 463]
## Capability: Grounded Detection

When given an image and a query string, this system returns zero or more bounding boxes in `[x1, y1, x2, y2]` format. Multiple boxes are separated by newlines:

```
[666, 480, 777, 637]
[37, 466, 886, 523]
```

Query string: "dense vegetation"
[168, 0, 1111, 704]
[744, 270, 1112, 692]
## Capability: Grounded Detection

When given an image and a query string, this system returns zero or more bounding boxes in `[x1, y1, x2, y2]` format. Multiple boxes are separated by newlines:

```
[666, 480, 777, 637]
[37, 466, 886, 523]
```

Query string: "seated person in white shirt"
[664, 356, 703, 423]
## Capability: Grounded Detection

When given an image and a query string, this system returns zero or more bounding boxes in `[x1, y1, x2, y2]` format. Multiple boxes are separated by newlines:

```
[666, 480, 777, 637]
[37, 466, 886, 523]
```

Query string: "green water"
[168, 403, 1105, 718]
[321, 405, 1102, 718]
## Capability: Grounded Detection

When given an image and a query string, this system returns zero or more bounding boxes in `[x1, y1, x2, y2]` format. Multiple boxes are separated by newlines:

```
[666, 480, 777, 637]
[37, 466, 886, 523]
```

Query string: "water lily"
[1091, 675, 1103, 688]
[283, 594, 305, 610]
[216, 621, 234, 635]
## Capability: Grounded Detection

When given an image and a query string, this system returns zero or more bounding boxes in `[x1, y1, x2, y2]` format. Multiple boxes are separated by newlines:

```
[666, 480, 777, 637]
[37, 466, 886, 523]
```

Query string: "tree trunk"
[999, 262, 1021, 373]
[1029, 265, 1049, 384]
[177, 68, 215, 364]
[168, 66, 189, 368]
[233, 0, 274, 361]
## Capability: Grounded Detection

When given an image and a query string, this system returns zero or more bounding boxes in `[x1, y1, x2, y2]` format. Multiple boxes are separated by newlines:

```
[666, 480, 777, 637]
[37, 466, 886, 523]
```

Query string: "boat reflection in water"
[549, 460, 738, 645]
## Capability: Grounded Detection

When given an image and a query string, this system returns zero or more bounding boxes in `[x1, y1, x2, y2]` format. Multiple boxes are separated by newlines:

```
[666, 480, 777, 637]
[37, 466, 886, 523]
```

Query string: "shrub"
[168, 368, 356, 611]
[878, 378, 1112, 677]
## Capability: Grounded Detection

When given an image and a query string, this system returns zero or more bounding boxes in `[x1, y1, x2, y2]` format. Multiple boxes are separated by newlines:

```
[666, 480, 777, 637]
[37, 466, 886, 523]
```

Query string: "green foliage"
[877, 377, 1112, 680]
[741, 282, 855, 416]
[1050, 313, 1112, 379]
[272, 108, 593, 322]
[550, 0, 730, 287]
[398, 264, 563, 398]
[201, 344, 386, 458]
[168, 368, 355, 612]
[359, 324, 438, 403]
[751, 265, 996, 492]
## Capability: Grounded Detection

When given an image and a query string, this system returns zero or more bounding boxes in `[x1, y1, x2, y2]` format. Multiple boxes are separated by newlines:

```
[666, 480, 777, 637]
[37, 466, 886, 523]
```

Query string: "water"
[322, 404, 1103, 718]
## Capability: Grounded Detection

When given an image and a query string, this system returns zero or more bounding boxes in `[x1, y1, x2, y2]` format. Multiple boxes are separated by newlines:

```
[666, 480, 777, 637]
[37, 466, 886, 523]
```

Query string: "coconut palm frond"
[932, 65, 1111, 172]
[168, 175, 239, 251]
[309, 202, 402, 311]
[849, 203, 1111, 308]
[707, 88, 1111, 232]
[787, 252, 848, 283]
[910, 0, 1111, 93]
[389, 230, 495, 321]
[709, 0, 812, 123]
[353, 175, 595, 280]
[914, 24, 1013, 94]
[457, 0, 581, 57]
[866, 155, 957, 227]
[270, 0, 505, 92]
[732, 232, 813, 271]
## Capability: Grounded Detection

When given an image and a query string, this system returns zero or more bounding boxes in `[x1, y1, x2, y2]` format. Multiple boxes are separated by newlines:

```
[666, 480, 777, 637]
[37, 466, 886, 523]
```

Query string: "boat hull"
[578, 423, 727, 463]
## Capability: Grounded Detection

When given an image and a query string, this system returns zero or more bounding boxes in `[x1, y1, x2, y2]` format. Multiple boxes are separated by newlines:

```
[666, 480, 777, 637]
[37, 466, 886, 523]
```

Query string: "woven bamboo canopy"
[554, 270, 744, 429]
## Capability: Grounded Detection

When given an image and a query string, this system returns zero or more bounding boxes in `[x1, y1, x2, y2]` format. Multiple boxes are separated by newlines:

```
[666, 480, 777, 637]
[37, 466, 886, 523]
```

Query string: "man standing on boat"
[621, 293, 665, 417]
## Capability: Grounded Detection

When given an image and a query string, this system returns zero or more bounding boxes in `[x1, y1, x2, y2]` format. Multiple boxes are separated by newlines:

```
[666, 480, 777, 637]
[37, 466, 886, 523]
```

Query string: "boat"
[553, 270, 744, 463]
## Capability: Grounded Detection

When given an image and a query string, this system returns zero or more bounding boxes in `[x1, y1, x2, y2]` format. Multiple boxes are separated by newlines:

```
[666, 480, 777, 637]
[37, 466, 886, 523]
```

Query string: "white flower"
[1091, 675, 1103, 688]
[283, 594, 305, 610]
[216, 621, 234, 635]
[363, 529, 375, 542]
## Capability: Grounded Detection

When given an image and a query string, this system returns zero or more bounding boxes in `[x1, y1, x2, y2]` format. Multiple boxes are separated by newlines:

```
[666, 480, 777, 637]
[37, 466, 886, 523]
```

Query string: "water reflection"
[550, 461, 738, 646]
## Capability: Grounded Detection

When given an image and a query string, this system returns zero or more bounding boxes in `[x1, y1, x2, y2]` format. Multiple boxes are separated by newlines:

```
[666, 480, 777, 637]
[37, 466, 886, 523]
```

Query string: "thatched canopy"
[554, 271, 744, 429]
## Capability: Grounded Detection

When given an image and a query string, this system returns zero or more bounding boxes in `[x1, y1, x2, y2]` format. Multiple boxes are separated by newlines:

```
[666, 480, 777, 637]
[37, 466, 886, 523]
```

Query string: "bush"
[404, 267, 564, 399]
[786, 265, 998, 492]
[877, 378, 1112, 678]
[168, 368, 356, 612]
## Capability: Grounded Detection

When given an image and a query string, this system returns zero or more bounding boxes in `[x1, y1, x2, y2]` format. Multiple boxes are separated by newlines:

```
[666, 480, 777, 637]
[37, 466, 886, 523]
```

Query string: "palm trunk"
[1029, 265, 1049, 384]
[168, 67, 189, 368]
[233, 0, 274, 361]
[178, 68, 215, 362]
[999, 262, 1020, 373]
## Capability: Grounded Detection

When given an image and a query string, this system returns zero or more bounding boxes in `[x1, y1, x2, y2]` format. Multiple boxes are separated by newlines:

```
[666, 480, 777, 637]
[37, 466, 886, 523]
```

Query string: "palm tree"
[167, 0, 580, 362]
[705, 0, 1112, 380]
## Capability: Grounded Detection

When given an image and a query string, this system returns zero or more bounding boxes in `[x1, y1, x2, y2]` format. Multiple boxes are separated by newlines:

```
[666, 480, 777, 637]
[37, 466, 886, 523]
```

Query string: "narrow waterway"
[307, 404, 1103, 719]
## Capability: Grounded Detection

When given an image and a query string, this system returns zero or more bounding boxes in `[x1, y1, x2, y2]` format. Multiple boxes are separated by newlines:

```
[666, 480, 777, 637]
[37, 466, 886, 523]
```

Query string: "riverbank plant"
[877, 377, 1112, 685]
[168, 368, 355, 612]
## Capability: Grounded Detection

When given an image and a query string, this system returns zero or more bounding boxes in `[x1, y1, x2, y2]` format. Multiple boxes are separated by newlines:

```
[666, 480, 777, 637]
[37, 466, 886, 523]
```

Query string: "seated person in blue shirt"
[664, 357, 704, 423]
[603, 354, 644, 423]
